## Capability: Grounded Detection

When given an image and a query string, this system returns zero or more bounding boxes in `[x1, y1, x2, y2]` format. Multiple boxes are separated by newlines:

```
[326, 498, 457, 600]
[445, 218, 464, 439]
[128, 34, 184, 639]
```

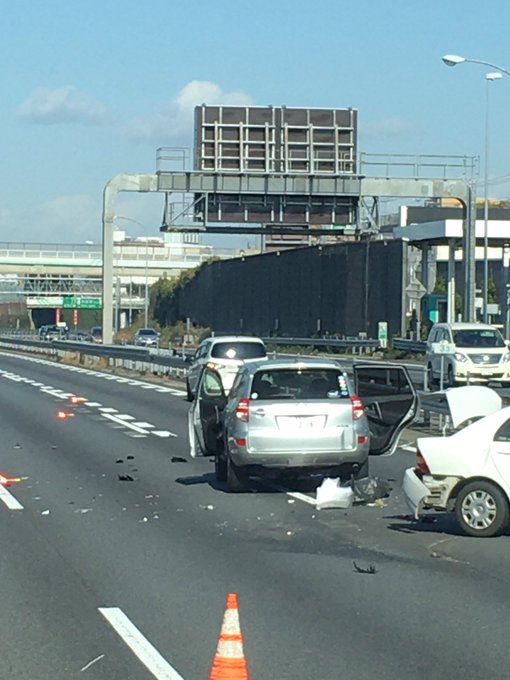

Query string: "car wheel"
[455, 480, 509, 537]
[214, 454, 227, 481]
[352, 459, 369, 480]
[185, 379, 193, 402]
[226, 455, 245, 493]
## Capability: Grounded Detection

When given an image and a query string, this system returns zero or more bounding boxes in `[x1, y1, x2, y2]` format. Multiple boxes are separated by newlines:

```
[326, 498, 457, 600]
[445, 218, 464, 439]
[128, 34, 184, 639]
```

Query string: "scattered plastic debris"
[13, 443, 21, 449]
[171, 456, 187, 463]
[118, 474, 135, 482]
[115, 459, 123, 464]
[351, 477, 392, 504]
[145, 494, 154, 499]
[316, 478, 354, 510]
[353, 561, 377, 574]
[74, 508, 92, 514]
[80, 653, 105, 672]
[41, 510, 50, 515]
[127, 455, 134, 460]
[287, 499, 295, 504]
[140, 517, 148, 523]
[199, 504, 214, 510]
[286, 530, 293, 536]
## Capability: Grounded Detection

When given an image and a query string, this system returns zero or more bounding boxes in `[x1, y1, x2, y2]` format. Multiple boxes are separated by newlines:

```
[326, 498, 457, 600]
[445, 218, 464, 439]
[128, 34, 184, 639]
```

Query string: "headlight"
[454, 352, 468, 362]
[501, 352, 510, 363]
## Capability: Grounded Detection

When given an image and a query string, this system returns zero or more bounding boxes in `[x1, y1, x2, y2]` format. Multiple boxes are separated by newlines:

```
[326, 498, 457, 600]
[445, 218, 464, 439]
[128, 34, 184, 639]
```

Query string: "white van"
[426, 322, 510, 387]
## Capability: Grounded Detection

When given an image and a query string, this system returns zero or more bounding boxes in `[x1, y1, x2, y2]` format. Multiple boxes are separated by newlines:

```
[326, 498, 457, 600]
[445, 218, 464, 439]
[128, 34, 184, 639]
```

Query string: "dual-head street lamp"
[442, 54, 507, 324]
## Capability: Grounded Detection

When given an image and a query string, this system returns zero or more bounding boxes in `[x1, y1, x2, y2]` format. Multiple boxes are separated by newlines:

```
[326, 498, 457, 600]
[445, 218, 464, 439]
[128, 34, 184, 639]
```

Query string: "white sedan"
[403, 386, 510, 537]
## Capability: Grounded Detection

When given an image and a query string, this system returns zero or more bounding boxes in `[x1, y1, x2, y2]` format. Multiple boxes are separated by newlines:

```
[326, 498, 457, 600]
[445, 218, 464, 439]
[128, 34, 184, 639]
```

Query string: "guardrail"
[0, 336, 189, 379]
[392, 338, 427, 353]
[262, 336, 380, 353]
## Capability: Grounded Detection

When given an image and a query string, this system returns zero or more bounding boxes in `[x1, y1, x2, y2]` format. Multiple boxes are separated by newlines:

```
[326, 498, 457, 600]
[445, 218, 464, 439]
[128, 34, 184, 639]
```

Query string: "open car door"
[353, 363, 418, 455]
[188, 366, 227, 458]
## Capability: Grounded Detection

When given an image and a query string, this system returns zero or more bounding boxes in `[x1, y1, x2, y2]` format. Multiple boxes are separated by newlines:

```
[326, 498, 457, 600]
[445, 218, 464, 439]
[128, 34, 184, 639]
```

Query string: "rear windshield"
[251, 368, 350, 400]
[453, 329, 505, 348]
[211, 342, 266, 360]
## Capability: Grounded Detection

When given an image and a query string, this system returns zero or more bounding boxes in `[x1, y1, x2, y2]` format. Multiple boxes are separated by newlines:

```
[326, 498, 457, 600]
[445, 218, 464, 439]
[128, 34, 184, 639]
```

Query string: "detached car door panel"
[353, 363, 418, 455]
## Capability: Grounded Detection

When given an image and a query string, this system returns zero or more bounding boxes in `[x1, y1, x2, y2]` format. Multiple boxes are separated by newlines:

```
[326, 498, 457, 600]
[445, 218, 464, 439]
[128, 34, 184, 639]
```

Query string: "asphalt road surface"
[1, 350, 510, 679]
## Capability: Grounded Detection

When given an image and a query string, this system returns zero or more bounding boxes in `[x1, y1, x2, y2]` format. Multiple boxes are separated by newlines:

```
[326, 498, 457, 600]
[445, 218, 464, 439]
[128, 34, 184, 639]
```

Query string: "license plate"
[277, 415, 326, 430]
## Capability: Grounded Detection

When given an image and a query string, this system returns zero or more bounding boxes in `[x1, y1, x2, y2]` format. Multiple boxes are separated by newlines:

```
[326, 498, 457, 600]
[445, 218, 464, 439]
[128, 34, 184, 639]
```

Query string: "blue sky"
[1, 0, 510, 244]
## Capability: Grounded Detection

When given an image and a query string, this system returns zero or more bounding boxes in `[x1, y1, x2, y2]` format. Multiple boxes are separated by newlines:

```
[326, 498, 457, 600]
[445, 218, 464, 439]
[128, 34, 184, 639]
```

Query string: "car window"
[494, 419, 510, 442]
[453, 329, 505, 348]
[211, 341, 266, 360]
[250, 368, 349, 400]
[201, 369, 224, 397]
[356, 366, 413, 396]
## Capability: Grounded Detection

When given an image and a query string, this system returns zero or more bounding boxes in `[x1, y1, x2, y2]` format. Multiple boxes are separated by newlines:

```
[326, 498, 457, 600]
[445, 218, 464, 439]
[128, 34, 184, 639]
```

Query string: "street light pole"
[442, 54, 507, 323]
[483, 72, 502, 322]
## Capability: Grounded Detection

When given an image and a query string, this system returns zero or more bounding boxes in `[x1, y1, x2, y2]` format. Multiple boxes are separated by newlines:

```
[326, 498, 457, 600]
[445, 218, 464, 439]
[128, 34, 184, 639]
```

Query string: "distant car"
[426, 322, 510, 387]
[185, 335, 267, 402]
[38, 324, 66, 341]
[402, 385, 510, 537]
[90, 326, 102, 344]
[189, 358, 418, 491]
[134, 327, 160, 348]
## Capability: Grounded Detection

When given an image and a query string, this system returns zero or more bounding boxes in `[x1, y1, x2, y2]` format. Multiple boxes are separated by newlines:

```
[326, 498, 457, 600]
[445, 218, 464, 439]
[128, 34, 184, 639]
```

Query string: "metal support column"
[447, 239, 456, 323]
[462, 183, 477, 322]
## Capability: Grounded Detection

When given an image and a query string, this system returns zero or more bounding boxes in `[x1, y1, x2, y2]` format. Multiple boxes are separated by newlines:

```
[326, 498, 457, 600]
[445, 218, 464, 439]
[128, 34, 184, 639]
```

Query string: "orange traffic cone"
[209, 593, 249, 679]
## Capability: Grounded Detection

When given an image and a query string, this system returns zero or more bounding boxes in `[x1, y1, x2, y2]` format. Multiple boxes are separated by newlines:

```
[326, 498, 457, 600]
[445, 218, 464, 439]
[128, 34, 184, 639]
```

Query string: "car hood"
[443, 385, 501, 428]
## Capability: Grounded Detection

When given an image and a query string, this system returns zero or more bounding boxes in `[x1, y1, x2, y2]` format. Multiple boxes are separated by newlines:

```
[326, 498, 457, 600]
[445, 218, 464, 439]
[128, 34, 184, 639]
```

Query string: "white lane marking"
[98, 607, 184, 680]
[102, 413, 151, 433]
[262, 481, 317, 506]
[132, 422, 154, 429]
[114, 414, 136, 421]
[286, 490, 317, 506]
[85, 401, 102, 407]
[141, 385, 156, 390]
[99, 407, 119, 414]
[127, 433, 147, 438]
[152, 430, 178, 439]
[0, 485, 24, 510]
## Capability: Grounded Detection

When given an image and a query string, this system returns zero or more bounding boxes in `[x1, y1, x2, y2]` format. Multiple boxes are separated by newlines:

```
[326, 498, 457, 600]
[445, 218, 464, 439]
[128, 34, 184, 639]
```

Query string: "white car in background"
[403, 385, 510, 537]
[185, 335, 267, 401]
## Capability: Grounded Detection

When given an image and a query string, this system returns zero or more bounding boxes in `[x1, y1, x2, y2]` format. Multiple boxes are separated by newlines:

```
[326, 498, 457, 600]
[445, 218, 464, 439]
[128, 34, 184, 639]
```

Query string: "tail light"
[416, 448, 430, 475]
[235, 398, 250, 422]
[350, 396, 365, 420]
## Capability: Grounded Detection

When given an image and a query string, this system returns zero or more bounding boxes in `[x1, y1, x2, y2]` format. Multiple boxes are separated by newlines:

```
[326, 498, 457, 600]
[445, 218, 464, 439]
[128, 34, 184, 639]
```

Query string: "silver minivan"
[189, 358, 418, 491]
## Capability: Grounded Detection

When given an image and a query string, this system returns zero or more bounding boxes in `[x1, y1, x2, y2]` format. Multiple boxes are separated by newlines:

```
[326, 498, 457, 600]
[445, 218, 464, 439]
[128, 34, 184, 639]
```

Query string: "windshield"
[138, 329, 157, 336]
[453, 329, 506, 348]
[211, 341, 266, 360]
[251, 368, 350, 400]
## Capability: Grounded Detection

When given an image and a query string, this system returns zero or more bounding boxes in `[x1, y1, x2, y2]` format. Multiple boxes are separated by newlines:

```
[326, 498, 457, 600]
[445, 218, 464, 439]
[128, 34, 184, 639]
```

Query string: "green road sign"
[62, 295, 101, 309]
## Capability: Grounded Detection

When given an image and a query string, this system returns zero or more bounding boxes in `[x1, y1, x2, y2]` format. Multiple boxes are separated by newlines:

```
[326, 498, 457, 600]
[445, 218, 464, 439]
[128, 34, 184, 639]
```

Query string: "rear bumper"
[229, 444, 368, 470]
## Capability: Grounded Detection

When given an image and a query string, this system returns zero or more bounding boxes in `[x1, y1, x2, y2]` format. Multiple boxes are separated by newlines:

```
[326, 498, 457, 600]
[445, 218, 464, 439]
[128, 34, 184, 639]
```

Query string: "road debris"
[353, 561, 377, 574]
[80, 653, 105, 672]
[41, 509, 50, 515]
[115, 459, 123, 464]
[316, 478, 354, 510]
[118, 474, 135, 482]
[171, 456, 187, 463]
[351, 477, 392, 504]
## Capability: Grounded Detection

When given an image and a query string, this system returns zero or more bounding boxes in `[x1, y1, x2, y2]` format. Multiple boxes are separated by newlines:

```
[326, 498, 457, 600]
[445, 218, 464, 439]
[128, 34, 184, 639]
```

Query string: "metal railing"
[262, 336, 380, 353]
[392, 338, 427, 353]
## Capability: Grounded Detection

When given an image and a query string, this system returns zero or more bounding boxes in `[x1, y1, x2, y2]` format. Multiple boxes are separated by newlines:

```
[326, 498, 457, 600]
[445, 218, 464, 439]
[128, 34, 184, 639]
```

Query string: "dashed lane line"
[101, 413, 154, 434]
[98, 607, 184, 680]
[0, 485, 24, 510]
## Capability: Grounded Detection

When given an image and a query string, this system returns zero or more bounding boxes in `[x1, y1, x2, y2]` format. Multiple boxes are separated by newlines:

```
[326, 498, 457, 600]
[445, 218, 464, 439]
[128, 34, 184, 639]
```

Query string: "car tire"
[226, 455, 245, 493]
[352, 459, 369, 480]
[455, 480, 509, 537]
[214, 454, 227, 481]
[185, 379, 193, 402]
